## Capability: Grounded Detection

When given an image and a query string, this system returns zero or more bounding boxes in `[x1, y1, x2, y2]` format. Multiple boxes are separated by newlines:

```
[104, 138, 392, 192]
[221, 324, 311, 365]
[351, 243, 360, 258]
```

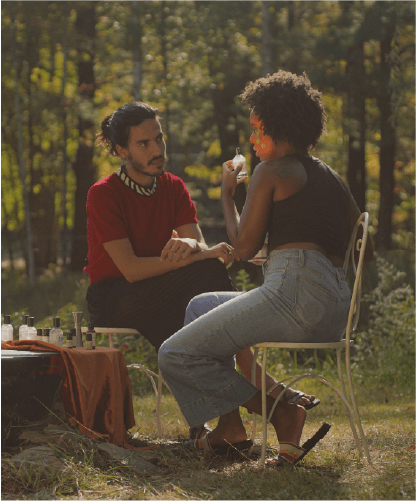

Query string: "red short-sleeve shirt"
[84, 169, 198, 284]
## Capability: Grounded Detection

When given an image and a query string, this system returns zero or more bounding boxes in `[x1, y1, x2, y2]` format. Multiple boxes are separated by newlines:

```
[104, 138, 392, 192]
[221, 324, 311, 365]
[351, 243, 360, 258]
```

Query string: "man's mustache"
[148, 155, 165, 166]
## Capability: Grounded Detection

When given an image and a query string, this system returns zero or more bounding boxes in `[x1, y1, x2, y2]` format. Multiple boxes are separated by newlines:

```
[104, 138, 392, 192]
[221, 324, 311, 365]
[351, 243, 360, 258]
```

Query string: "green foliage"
[235, 268, 256, 292]
[353, 254, 415, 384]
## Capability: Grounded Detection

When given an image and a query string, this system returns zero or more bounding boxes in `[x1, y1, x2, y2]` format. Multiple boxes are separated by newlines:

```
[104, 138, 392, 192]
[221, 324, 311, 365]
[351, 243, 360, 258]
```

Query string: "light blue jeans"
[158, 249, 351, 428]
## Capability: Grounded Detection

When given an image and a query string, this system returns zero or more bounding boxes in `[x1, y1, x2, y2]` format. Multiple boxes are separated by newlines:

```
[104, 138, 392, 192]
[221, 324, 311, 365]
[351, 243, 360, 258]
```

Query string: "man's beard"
[129, 155, 166, 177]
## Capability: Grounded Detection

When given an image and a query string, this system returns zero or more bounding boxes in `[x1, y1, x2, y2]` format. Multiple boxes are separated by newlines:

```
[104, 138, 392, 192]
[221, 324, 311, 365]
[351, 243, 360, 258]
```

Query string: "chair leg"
[156, 370, 163, 438]
[260, 347, 268, 467]
[250, 348, 259, 442]
[337, 350, 363, 457]
[346, 351, 372, 464]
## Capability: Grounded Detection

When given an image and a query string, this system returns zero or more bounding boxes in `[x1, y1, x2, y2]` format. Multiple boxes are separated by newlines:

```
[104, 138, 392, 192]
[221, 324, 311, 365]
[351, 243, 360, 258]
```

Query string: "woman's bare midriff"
[272, 242, 343, 268]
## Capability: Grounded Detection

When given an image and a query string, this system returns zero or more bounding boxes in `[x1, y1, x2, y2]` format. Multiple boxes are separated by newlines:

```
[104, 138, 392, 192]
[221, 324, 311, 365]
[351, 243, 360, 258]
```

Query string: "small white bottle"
[1, 315, 14, 341]
[19, 314, 29, 340]
[232, 148, 247, 180]
[25, 317, 37, 340]
[50, 317, 64, 347]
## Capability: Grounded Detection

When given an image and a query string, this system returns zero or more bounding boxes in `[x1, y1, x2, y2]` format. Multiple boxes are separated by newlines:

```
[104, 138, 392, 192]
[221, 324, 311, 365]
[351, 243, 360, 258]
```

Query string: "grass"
[2, 378, 414, 500]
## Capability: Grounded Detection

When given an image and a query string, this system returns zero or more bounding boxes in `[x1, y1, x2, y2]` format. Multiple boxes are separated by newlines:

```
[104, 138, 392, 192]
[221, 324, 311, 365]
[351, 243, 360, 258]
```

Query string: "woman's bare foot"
[202, 408, 248, 447]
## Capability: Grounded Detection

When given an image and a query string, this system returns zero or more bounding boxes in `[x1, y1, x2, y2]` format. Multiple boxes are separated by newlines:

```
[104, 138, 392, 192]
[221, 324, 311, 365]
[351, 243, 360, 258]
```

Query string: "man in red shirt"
[84, 102, 237, 353]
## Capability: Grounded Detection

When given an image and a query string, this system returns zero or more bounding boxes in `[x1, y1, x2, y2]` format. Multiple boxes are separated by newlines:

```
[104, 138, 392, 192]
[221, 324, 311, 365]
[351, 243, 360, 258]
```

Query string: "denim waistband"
[263, 249, 345, 283]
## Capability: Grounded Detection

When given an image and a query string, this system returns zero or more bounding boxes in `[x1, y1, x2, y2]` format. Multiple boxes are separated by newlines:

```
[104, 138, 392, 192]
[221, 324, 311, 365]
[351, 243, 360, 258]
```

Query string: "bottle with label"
[50, 317, 64, 347]
[37, 328, 43, 341]
[42, 328, 50, 343]
[26, 317, 37, 340]
[2, 315, 14, 341]
[87, 322, 96, 349]
[85, 332, 93, 350]
[69, 328, 76, 348]
[65, 331, 73, 348]
[19, 314, 29, 340]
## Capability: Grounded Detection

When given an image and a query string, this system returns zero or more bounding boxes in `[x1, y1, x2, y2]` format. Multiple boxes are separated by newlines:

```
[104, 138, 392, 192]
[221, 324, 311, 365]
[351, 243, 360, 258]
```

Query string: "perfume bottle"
[87, 322, 96, 349]
[65, 330, 73, 348]
[69, 328, 76, 348]
[50, 317, 64, 347]
[26, 317, 37, 340]
[42, 328, 50, 343]
[1, 315, 14, 342]
[37, 328, 43, 341]
[232, 148, 247, 180]
[19, 314, 29, 340]
[85, 332, 93, 350]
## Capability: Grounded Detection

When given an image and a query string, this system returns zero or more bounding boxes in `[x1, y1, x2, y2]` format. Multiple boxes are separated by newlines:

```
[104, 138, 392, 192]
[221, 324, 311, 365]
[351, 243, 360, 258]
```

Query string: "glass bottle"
[69, 328, 76, 348]
[87, 322, 96, 349]
[26, 317, 37, 340]
[50, 317, 64, 347]
[1, 315, 14, 341]
[65, 331, 73, 348]
[42, 328, 50, 343]
[36, 328, 43, 341]
[85, 332, 93, 350]
[232, 147, 247, 180]
[19, 314, 29, 340]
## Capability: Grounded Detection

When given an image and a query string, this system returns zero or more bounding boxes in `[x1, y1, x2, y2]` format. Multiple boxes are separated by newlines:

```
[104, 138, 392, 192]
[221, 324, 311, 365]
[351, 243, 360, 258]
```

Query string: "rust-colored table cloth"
[1, 340, 136, 448]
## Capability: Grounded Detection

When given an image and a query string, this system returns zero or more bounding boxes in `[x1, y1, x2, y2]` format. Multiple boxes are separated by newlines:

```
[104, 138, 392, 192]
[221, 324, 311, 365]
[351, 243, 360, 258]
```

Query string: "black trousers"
[86, 259, 236, 351]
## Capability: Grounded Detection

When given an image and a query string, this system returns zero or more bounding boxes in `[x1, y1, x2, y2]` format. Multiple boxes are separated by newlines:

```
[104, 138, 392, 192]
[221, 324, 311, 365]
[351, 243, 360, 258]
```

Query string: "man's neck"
[124, 164, 156, 188]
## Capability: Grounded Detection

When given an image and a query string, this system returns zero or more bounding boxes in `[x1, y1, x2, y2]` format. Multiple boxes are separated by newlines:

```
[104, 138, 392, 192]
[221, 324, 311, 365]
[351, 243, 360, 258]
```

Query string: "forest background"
[1, 1, 415, 391]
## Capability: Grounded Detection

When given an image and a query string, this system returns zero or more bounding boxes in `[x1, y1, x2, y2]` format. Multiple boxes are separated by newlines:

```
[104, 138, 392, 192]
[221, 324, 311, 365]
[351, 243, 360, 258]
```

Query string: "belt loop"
[335, 268, 342, 289]
[262, 255, 270, 276]
[299, 249, 304, 267]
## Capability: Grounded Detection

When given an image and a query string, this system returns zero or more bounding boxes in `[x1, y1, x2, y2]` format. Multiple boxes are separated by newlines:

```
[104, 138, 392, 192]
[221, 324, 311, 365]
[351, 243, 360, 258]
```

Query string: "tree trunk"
[69, 4, 97, 271]
[131, 1, 142, 101]
[261, 1, 272, 76]
[160, 2, 173, 174]
[60, 10, 70, 282]
[9, 4, 36, 287]
[345, 41, 367, 212]
[375, 30, 396, 250]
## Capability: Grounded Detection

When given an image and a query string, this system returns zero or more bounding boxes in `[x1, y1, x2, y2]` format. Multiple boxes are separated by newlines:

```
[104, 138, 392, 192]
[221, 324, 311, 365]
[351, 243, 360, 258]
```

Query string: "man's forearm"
[122, 252, 206, 283]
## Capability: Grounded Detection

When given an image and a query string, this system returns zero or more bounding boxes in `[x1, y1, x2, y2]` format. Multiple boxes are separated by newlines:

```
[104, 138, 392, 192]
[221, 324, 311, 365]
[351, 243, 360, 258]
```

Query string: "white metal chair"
[81, 326, 180, 437]
[251, 212, 372, 466]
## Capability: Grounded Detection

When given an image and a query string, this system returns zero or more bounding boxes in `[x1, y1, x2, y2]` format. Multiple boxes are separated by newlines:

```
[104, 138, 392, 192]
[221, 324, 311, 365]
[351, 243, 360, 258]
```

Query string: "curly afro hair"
[239, 70, 326, 153]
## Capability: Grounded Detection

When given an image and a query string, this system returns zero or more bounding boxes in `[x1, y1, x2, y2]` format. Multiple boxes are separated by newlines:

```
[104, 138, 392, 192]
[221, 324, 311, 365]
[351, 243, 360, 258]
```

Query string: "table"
[1, 341, 136, 448]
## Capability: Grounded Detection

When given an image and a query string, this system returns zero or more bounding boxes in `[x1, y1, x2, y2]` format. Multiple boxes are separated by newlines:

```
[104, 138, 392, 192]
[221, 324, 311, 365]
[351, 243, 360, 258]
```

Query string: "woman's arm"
[221, 161, 275, 261]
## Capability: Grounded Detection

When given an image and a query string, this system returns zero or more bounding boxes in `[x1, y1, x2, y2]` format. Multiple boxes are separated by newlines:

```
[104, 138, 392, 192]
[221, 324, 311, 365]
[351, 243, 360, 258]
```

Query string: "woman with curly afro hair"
[158, 71, 373, 465]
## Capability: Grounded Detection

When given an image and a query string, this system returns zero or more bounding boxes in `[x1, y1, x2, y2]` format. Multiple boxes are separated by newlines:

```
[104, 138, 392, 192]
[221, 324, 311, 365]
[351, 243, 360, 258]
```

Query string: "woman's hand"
[221, 160, 247, 197]
[201, 242, 239, 266]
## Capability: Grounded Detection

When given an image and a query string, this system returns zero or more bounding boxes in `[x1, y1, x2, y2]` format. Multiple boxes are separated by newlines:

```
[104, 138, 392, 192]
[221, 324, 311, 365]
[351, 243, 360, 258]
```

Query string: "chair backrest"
[342, 212, 369, 340]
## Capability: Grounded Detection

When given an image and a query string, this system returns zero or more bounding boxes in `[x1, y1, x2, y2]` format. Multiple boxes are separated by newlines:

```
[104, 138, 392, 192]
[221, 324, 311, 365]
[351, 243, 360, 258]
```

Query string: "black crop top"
[267, 154, 350, 260]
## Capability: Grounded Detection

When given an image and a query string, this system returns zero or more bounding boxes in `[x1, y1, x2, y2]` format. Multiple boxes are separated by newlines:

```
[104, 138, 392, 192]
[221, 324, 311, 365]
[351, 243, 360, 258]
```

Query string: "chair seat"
[253, 339, 353, 349]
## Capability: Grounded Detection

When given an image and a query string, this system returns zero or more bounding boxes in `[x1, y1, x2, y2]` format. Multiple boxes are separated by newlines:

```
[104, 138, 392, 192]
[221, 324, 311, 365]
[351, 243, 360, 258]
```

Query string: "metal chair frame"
[251, 212, 372, 466]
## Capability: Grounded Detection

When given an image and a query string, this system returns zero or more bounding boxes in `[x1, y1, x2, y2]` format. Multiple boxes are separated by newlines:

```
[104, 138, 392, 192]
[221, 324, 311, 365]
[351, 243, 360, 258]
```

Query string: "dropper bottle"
[19, 314, 29, 340]
[26, 317, 37, 340]
[50, 317, 64, 347]
[2, 315, 14, 341]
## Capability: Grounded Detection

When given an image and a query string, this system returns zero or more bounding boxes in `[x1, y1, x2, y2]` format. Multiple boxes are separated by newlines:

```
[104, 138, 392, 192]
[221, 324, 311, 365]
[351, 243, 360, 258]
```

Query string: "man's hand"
[160, 238, 201, 262]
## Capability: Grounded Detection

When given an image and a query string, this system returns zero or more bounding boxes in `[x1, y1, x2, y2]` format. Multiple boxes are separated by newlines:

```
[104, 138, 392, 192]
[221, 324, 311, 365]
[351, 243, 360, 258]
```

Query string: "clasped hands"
[160, 238, 238, 265]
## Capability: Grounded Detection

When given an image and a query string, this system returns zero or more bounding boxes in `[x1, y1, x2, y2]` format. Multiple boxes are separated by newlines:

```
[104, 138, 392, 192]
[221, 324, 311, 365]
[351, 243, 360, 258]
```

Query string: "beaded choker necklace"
[115, 165, 157, 197]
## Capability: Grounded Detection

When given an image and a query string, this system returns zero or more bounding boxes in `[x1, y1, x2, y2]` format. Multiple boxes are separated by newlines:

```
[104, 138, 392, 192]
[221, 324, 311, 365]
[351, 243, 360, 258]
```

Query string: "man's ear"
[115, 144, 128, 159]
